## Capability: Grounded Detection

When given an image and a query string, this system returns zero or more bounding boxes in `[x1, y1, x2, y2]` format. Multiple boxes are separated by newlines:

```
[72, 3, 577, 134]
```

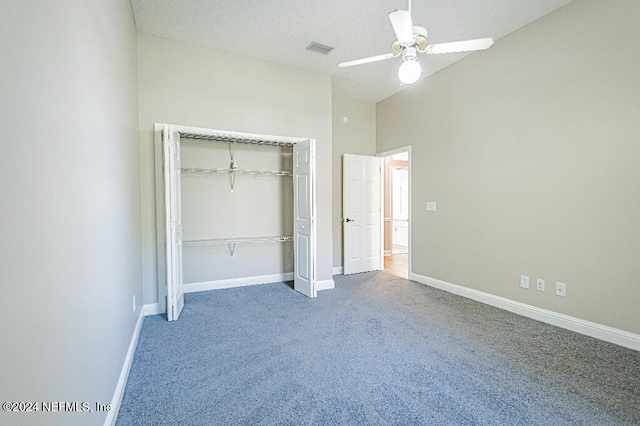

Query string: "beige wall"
[138, 34, 333, 303]
[377, 0, 640, 334]
[332, 97, 377, 268]
[0, 1, 140, 425]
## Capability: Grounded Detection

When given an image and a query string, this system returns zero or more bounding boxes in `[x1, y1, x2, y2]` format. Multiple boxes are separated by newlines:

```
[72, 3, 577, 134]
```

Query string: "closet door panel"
[293, 140, 316, 298]
[296, 234, 310, 281]
[163, 127, 184, 321]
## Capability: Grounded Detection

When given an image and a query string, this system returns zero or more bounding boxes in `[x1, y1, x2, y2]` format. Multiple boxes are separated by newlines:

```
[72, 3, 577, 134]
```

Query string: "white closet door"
[164, 126, 184, 320]
[293, 139, 316, 298]
[343, 154, 382, 275]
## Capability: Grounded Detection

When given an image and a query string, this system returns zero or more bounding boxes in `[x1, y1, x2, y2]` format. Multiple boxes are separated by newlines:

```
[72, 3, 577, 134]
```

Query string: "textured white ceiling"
[131, 0, 573, 103]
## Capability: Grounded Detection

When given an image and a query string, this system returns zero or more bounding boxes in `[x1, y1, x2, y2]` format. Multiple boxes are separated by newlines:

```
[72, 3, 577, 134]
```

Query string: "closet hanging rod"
[183, 236, 293, 248]
[181, 167, 293, 177]
[180, 132, 294, 148]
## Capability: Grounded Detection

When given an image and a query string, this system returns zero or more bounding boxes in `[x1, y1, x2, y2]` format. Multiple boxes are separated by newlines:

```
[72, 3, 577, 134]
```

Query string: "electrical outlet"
[133, 294, 136, 312]
[520, 275, 529, 289]
[555, 282, 566, 297]
[536, 279, 545, 292]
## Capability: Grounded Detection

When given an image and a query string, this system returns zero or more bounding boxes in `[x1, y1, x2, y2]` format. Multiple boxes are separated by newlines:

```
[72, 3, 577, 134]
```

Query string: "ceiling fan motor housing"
[392, 26, 429, 54]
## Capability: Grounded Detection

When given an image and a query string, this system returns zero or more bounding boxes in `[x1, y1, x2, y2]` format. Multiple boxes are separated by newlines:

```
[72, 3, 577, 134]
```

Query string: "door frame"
[377, 146, 412, 278]
[154, 123, 318, 318]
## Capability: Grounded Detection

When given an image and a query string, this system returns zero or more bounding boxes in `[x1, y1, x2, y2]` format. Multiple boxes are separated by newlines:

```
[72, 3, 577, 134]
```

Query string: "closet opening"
[155, 124, 318, 321]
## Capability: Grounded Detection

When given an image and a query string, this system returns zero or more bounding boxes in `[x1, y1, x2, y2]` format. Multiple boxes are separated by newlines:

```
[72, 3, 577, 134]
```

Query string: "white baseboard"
[184, 272, 294, 293]
[410, 273, 640, 352]
[104, 309, 144, 426]
[143, 303, 162, 316]
[316, 278, 335, 291]
[332, 266, 343, 275]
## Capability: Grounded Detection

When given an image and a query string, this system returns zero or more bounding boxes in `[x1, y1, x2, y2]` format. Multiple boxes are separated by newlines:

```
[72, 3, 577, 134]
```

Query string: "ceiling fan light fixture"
[398, 58, 421, 85]
[337, 1, 493, 90]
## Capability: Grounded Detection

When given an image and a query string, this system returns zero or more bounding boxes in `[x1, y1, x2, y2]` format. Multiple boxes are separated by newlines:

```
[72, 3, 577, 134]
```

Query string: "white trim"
[410, 273, 640, 352]
[184, 273, 294, 293]
[104, 310, 144, 426]
[154, 124, 167, 315]
[332, 266, 343, 275]
[377, 146, 411, 158]
[143, 303, 163, 316]
[316, 279, 335, 291]
[167, 123, 309, 145]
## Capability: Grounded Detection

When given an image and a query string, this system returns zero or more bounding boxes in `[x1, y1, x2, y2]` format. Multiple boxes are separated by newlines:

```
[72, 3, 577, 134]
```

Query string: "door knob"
[344, 218, 354, 223]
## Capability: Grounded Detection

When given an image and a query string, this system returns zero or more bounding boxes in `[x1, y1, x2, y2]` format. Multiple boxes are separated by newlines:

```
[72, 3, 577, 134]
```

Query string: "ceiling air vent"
[306, 41, 334, 55]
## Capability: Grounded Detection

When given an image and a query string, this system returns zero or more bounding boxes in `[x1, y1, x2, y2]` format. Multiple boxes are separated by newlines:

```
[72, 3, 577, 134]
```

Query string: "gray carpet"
[117, 272, 640, 425]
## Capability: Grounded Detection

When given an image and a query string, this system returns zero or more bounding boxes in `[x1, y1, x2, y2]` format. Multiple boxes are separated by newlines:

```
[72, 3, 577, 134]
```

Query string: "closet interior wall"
[180, 136, 294, 284]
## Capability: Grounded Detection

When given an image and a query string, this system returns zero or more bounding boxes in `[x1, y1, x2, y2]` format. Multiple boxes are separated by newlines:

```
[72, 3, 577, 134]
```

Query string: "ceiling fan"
[337, 0, 494, 85]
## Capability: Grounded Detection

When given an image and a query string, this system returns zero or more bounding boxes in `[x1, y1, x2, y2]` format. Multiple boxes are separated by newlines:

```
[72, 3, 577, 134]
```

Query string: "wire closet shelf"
[179, 132, 295, 254]
[183, 236, 293, 257]
[181, 167, 292, 177]
[180, 132, 295, 148]
[179, 132, 293, 190]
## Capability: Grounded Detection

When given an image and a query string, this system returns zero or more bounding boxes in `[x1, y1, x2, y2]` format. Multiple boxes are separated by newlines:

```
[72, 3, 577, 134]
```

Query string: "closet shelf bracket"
[229, 140, 237, 192]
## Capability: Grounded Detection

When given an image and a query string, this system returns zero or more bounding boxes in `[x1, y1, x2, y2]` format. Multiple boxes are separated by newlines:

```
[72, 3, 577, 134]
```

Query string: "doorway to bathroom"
[379, 148, 410, 279]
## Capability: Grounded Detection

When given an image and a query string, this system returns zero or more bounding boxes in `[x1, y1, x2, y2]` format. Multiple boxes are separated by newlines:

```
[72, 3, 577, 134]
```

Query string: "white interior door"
[343, 154, 382, 275]
[293, 139, 316, 298]
[163, 126, 184, 320]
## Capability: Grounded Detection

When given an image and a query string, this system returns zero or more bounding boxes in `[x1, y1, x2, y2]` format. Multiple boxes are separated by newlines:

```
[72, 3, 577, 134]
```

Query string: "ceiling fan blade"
[389, 9, 413, 45]
[337, 53, 395, 68]
[425, 38, 494, 54]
